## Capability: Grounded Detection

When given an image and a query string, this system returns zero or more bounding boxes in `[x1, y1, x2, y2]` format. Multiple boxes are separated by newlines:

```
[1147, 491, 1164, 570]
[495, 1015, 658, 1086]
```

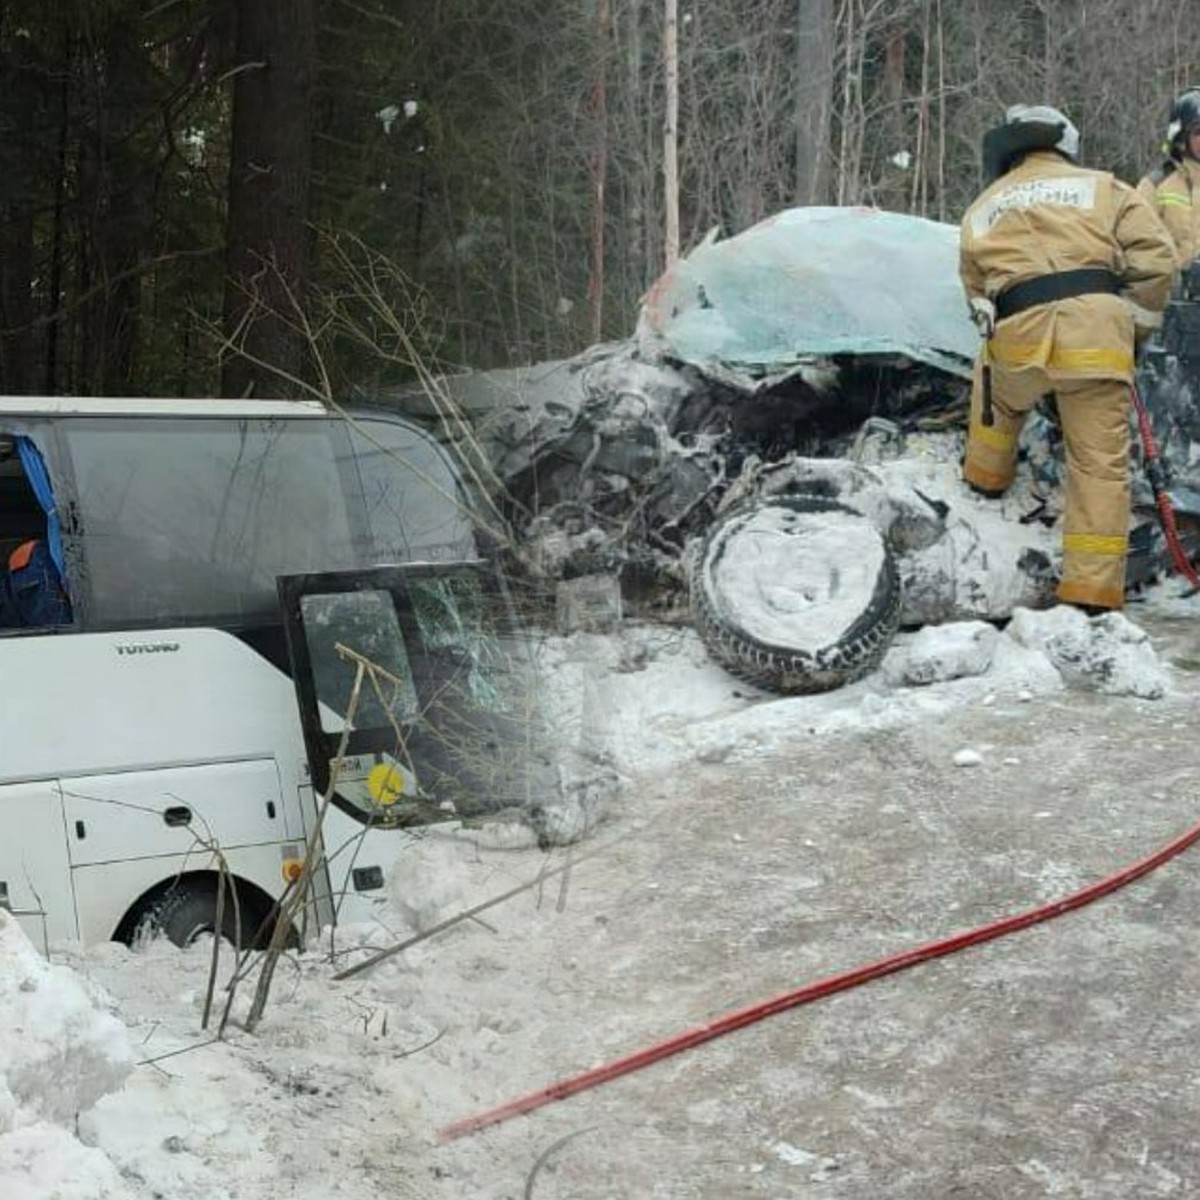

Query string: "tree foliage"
[1, 0, 1199, 396]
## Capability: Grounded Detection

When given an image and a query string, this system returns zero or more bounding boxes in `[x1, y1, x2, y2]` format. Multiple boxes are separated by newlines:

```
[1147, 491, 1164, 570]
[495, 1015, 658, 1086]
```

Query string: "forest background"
[1, 0, 1197, 402]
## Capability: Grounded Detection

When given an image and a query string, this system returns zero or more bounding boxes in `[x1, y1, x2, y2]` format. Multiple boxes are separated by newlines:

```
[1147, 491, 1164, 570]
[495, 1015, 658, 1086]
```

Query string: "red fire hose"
[438, 813, 1200, 1142]
[1131, 378, 1200, 590]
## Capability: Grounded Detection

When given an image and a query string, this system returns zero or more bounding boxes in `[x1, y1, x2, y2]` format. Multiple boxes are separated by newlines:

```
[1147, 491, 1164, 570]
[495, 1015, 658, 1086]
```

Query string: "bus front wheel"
[129, 878, 277, 951]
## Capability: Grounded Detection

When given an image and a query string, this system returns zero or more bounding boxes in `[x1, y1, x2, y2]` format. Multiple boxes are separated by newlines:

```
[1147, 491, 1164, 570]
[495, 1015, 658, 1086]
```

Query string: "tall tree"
[795, 0, 834, 205]
[663, 0, 679, 266]
[0, 14, 39, 393]
[221, 0, 316, 398]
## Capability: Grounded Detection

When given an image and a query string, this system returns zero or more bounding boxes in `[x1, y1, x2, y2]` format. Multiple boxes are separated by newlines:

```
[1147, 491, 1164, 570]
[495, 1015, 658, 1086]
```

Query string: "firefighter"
[1137, 88, 1200, 269]
[960, 104, 1175, 613]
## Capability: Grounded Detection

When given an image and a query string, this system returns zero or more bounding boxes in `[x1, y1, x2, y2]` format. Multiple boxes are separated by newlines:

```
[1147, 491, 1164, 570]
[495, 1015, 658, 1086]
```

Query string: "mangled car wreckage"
[387, 207, 1200, 695]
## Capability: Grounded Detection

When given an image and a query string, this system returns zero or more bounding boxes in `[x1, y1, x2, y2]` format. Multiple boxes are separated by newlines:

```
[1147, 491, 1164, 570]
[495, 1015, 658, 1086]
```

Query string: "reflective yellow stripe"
[1062, 532, 1127, 556]
[1159, 192, 1192, 208]
[970, 421, 1016, 451]
[991, 341, 1132, 374]
[1050, 346, 1134, 373]
[990, 339, 1048, 366]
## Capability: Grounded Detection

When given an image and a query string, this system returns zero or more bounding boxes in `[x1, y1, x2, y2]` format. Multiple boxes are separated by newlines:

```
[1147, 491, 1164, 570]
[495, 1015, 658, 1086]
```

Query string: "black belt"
[995, 268, 1121, 320]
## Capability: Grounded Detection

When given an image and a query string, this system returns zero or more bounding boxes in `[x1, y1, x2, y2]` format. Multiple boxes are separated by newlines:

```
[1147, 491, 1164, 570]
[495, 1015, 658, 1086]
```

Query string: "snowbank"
[536, 605, 1173, 778]
[0, 1125, 133, 1200]
[0, 911, 134, 1199]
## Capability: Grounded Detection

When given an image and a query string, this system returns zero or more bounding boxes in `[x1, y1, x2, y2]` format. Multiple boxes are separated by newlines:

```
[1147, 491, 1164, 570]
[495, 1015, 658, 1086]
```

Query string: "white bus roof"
[0, 396, 330, 419]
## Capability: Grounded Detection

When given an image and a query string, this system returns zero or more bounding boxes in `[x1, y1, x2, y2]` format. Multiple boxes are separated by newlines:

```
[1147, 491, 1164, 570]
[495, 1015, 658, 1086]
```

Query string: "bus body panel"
[316, 803, 406, 929]
[0, 781, 80, 948]
[0, 628, 308, 783]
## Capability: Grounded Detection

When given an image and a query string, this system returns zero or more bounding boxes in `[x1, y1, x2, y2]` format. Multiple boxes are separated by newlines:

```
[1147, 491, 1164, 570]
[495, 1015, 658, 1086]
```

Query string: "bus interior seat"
[7, 539, 72, 626]
[0, 435, 69, 629]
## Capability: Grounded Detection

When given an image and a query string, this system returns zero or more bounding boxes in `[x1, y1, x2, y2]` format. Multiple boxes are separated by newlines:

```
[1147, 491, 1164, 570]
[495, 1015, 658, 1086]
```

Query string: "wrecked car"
[382, 206, 1200, 696]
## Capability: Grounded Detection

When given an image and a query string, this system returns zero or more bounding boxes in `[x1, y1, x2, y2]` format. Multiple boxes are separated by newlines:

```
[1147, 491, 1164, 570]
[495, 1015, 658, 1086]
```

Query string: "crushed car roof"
[639, 206, 978, 385]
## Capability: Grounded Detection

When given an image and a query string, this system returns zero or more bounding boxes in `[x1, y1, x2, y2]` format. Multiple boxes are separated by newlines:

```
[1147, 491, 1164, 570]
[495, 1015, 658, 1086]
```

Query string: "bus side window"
[346, 417, 476, 564]
[0, 435, 71, 629]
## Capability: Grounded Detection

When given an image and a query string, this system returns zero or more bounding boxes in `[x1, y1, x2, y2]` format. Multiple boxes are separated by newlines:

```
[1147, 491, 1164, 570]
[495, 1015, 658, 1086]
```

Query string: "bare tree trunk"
[587, 0, 611, 342]
[909, 0, 930, 215]
[663, 0, 679, 267]
[620, 0, 654, 294]
[222, 0, 316, 399]
[794, 0, 834, 205]
[880, 16, 907, 209]
[0, 24, 37, 393]
[835, 0, 855, 203]
[935, 0, 946, 220]
[44, 55, 70, 394]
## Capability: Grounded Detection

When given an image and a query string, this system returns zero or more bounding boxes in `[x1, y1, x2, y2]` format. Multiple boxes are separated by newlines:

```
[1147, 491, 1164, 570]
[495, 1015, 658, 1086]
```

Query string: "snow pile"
[388, 836, 482, 932]
[531, 601, 1174, 780]
[882, 619, 999, 685]
[1006, 605, 1170, 699]
[0, 1126, 134, 1200]
[0, 911, 135, 1200]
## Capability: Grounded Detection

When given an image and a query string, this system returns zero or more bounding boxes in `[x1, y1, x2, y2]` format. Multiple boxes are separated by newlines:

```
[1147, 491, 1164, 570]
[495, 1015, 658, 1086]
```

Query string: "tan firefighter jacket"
[960, 150, 1175, 384]
[1136, 156, 1200, 268]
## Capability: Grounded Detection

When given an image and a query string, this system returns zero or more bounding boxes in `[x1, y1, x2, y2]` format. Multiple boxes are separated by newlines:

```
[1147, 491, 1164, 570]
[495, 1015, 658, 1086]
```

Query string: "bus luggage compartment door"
[0, 781, 79, 949]
[60, 759, 289, 867]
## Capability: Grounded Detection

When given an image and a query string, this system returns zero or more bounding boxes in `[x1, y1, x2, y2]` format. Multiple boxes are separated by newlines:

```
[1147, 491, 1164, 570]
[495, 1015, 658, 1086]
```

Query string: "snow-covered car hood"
[638, 206, 977, 385]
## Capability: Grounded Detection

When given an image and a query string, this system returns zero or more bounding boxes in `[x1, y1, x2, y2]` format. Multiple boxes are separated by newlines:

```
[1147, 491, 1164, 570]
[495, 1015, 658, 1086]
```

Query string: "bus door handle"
[163, 806, 192, 828]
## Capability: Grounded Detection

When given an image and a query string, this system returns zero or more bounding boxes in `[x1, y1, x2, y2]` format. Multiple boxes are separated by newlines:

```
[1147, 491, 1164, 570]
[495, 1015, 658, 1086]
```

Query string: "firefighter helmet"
[1166, 88, 1200, 159]
[981, 104, 1081, 183]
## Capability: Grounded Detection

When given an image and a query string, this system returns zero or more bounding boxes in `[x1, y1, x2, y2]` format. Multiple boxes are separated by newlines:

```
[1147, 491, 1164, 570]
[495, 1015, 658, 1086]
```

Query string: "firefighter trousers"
[962, 361, 1130, 610]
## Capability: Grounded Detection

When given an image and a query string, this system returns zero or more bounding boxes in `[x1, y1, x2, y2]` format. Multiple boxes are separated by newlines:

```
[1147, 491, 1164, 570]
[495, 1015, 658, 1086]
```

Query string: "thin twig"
[395, 1027, 446, 1059]
[137, 1036, 223, 1067]
[524, 1127, 597, 1200]
[332, 842, 607, 982]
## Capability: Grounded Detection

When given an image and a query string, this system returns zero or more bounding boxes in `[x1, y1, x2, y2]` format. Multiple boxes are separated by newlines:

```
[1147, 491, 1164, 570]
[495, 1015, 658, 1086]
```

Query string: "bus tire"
[690, 493, 901, 694]
[133, 879, 276, 951]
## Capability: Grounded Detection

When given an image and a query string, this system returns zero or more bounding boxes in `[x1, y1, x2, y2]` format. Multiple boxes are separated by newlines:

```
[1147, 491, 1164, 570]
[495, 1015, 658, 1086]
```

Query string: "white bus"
[0, 396, 535, 952]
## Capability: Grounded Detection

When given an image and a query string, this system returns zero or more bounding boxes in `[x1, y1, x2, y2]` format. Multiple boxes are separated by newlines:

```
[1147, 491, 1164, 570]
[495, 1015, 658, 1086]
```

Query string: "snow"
[1, 596, 1194, 1198]
[1007, 605, 1170, 698]
[882, 620, 998, 686]
[0, 910, 134, 1200]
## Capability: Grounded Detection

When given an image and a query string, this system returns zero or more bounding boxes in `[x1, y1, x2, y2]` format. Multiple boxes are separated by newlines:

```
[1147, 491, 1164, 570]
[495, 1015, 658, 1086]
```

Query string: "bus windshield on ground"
[0, 396, 533, 953]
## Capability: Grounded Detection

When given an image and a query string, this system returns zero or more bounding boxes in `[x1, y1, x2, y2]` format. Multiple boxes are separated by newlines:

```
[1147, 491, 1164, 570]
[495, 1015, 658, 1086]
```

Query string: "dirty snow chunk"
[772, 1141, 841, 1180]
[388, 837, 478, 934]
[953, 747, 984, 767]
[530, 758, 619, 845]
[555, 573, 623, 634]
[1005, 606, 1169, 699]
[882, 620, 998, 686]
[0, 911, 133, 1128]
[0, 1123, 135, 1200]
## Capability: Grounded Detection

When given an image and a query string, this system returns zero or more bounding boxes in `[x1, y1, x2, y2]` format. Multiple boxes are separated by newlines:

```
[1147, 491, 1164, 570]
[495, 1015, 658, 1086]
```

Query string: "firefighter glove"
[969, 296, 996, 339]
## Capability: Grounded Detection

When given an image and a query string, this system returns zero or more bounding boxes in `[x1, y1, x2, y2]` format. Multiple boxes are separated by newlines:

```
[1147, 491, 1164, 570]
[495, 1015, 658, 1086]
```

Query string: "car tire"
[690, 493, 901, 694]
[134, 880, 272, 951]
